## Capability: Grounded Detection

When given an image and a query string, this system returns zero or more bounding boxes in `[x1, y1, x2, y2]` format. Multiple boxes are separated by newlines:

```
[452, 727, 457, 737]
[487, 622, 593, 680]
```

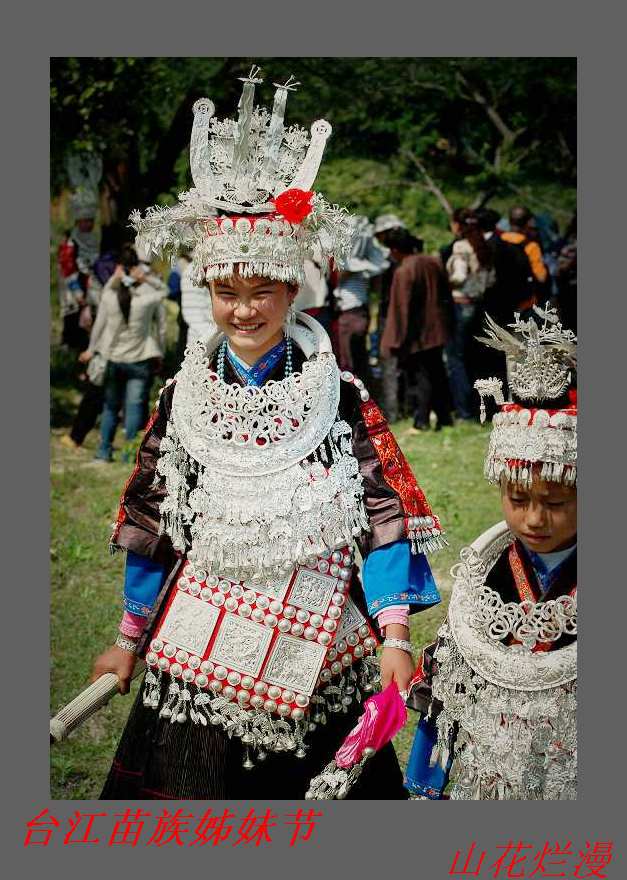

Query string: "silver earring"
[285, 303, 296, 337]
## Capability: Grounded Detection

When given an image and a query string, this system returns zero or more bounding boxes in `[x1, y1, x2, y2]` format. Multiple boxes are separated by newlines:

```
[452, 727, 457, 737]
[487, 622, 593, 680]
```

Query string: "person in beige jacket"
[80, 251, 167, 461]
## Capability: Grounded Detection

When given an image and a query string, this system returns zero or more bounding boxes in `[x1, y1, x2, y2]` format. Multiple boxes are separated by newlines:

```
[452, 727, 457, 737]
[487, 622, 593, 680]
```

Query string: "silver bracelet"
[115, 633, 139, 653]
[383, 637, 413, 655]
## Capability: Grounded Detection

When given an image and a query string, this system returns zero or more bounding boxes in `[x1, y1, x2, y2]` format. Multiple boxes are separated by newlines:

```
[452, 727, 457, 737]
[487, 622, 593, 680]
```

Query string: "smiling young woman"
[87, 66, 447, 801]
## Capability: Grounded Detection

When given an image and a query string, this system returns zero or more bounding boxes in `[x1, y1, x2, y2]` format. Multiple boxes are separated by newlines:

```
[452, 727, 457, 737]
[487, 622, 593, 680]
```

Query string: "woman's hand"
[78, 350, 92, 364]
[90, 645, 138, 695]
[380, 647, 415, 694]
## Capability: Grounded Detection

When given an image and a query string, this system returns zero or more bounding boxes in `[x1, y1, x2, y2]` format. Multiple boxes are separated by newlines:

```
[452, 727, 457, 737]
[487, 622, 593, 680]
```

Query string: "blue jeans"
[97, 360, 153, 460]
[445, 302, 477, 420]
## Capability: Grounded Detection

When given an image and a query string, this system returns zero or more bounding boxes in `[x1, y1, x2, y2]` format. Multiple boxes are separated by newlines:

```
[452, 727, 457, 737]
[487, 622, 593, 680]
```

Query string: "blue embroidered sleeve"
[404, 715, 451, 799]
[362, 539, 441, 616]
[123, 550, 167, 617]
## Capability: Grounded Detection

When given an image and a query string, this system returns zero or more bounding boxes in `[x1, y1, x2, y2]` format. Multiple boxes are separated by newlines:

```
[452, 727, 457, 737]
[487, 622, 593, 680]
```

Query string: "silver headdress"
[67, 154, 102, 221]
[131, 66, 355, 285]
[474, 305, 577, 487]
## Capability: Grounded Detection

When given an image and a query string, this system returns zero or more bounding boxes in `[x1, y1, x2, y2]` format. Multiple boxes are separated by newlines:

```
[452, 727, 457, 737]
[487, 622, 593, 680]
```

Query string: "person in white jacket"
[80, 250, 166, 461]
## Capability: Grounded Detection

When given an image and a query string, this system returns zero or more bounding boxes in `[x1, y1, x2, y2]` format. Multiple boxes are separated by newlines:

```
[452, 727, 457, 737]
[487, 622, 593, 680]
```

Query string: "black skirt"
[101, 675, 408, 800]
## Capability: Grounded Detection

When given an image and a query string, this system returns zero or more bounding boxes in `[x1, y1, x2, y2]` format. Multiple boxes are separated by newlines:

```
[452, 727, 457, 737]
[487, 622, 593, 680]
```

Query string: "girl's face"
[501, 476, 577, 554]
[210, 273, 296, 363]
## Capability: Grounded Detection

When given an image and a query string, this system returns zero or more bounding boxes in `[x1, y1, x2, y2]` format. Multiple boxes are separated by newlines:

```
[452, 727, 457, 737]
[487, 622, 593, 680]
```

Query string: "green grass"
[50, 403, 501, 797]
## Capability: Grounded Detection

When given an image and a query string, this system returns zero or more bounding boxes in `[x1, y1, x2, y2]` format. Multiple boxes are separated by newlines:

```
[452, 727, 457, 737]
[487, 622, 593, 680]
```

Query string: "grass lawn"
[50, 371, 502, 799]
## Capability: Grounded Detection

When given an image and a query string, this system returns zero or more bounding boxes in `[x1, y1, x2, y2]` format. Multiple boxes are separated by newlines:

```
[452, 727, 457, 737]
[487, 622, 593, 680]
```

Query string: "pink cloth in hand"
[334, 681, 408, 769]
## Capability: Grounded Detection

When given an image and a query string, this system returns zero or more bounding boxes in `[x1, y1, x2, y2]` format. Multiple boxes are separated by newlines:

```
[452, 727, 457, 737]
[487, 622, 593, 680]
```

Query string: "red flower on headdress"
[271, 188, 315, 224]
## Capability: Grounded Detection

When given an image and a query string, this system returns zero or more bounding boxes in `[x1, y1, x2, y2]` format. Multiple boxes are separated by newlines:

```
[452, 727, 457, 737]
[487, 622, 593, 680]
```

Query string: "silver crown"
[130, 66, 356, 286]
[474, 306, 577, 488]
[476, 305, 577, 402]
[186, 66, 331, 214]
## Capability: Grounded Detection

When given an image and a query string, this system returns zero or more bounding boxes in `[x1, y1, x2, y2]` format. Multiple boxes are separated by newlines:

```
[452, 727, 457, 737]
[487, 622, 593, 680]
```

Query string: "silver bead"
[195, 673, 208, 688]
[182, 668, 195, 683]
[230, 585, 243, 599]
[295, 694, 309, 708]
[317, 560, 329, 574]
[331, 551, 343, 563]
[200, 660, 214, 674]
[238, 603, 252, 617]
[218, 580, 231, 594]
[252, 608, 265, 622]
[331, 661, 342, 675]
[175, 650, 189, 664]
[264, 699, 278, 713]
[282, 605, 296, 619]
[269, 600, 283, 615]
[170, 663, 182, 678]
[327, 649, 337, 661]
[336, 641, 347, 653]
[341, 654, 352, 667]
[353, 645, 364, 658]
[304, 626, 317, 640]
[212, 593, 225, 607]
[292, 709, 305, 722]
[237, 690, 251, 704]
[330, 564, 340, 576]
[243, 590, 257, 604]
[158, 657, 169, 671]
[323, 619, 337, 632]
[296, 609, 310, 624]
[327, 606, 341, 620]
[214, 666, 228, 680]
[331, 593, 346, 606]
[339, 568, 351, 581]
[200, 588, 212, 601]
[268, 685, 282, 700]
[347, 633, 359, 647]
[225, 597, 238, 612]
[250, 695, 264, 709]
[359, 625, 370, 638]
[317, 631, 332, 646]
[282, 690, 295, 704]
[277, 703, 291, 717]
[278, 618, 291, 633]
[150, 639, 163, 653]
[310, 614, 323, 628]
[254, 681, 268, 695]
[223, 686, 236, 700]
[210, 680, 222, 693]
[146, 652, 158, 666]
[256, 595, 270, 610]
[241, 676, 254, 689]
[291, 622, 304, 636]
[163, 643, 176, 658]
[264, 614, 278, 628]
[227, 671, 241, 686]
[188, 582, 200, 596]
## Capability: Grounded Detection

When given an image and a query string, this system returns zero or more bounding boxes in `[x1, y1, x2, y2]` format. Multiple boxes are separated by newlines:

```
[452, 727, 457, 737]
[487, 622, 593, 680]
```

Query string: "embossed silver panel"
[263, 634, 327, 695]
[333, 596, 367, 642]
[159, 591, 220, 656]
[242, 571, 294, 603]
[288, 569, 338, 614]
[210, 615, 274, 677]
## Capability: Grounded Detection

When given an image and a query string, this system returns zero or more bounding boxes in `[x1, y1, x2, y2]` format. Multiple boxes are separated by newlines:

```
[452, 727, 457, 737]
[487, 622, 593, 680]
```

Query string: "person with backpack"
[501, 206, 549, 309]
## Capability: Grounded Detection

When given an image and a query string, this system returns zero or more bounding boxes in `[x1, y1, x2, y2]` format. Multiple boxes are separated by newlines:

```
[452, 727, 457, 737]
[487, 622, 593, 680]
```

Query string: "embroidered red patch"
[360, 399, 441, 530]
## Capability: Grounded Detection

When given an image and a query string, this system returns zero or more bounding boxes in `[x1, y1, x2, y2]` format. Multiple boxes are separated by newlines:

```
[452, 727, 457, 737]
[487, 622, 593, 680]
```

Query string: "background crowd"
[55, 198, 577, 459]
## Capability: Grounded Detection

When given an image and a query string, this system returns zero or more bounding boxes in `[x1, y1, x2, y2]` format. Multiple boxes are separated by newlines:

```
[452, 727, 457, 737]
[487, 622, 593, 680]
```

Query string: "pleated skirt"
[101, 675, 408, 800]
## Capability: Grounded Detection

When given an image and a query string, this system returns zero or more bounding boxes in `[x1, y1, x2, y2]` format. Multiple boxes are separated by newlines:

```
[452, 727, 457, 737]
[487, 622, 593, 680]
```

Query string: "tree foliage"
[51, 57, 576, 228]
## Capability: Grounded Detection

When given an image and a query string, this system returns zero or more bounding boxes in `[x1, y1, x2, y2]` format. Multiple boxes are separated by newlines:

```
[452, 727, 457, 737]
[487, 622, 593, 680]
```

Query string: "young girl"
[405, 306, 577, 800]
[90, 67, 445, 799]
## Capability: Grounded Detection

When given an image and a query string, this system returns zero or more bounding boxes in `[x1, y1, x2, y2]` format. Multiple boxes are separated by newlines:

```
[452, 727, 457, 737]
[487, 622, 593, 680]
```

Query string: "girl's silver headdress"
[474, 305, 577, 487]
[131, 66, 355, 285]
